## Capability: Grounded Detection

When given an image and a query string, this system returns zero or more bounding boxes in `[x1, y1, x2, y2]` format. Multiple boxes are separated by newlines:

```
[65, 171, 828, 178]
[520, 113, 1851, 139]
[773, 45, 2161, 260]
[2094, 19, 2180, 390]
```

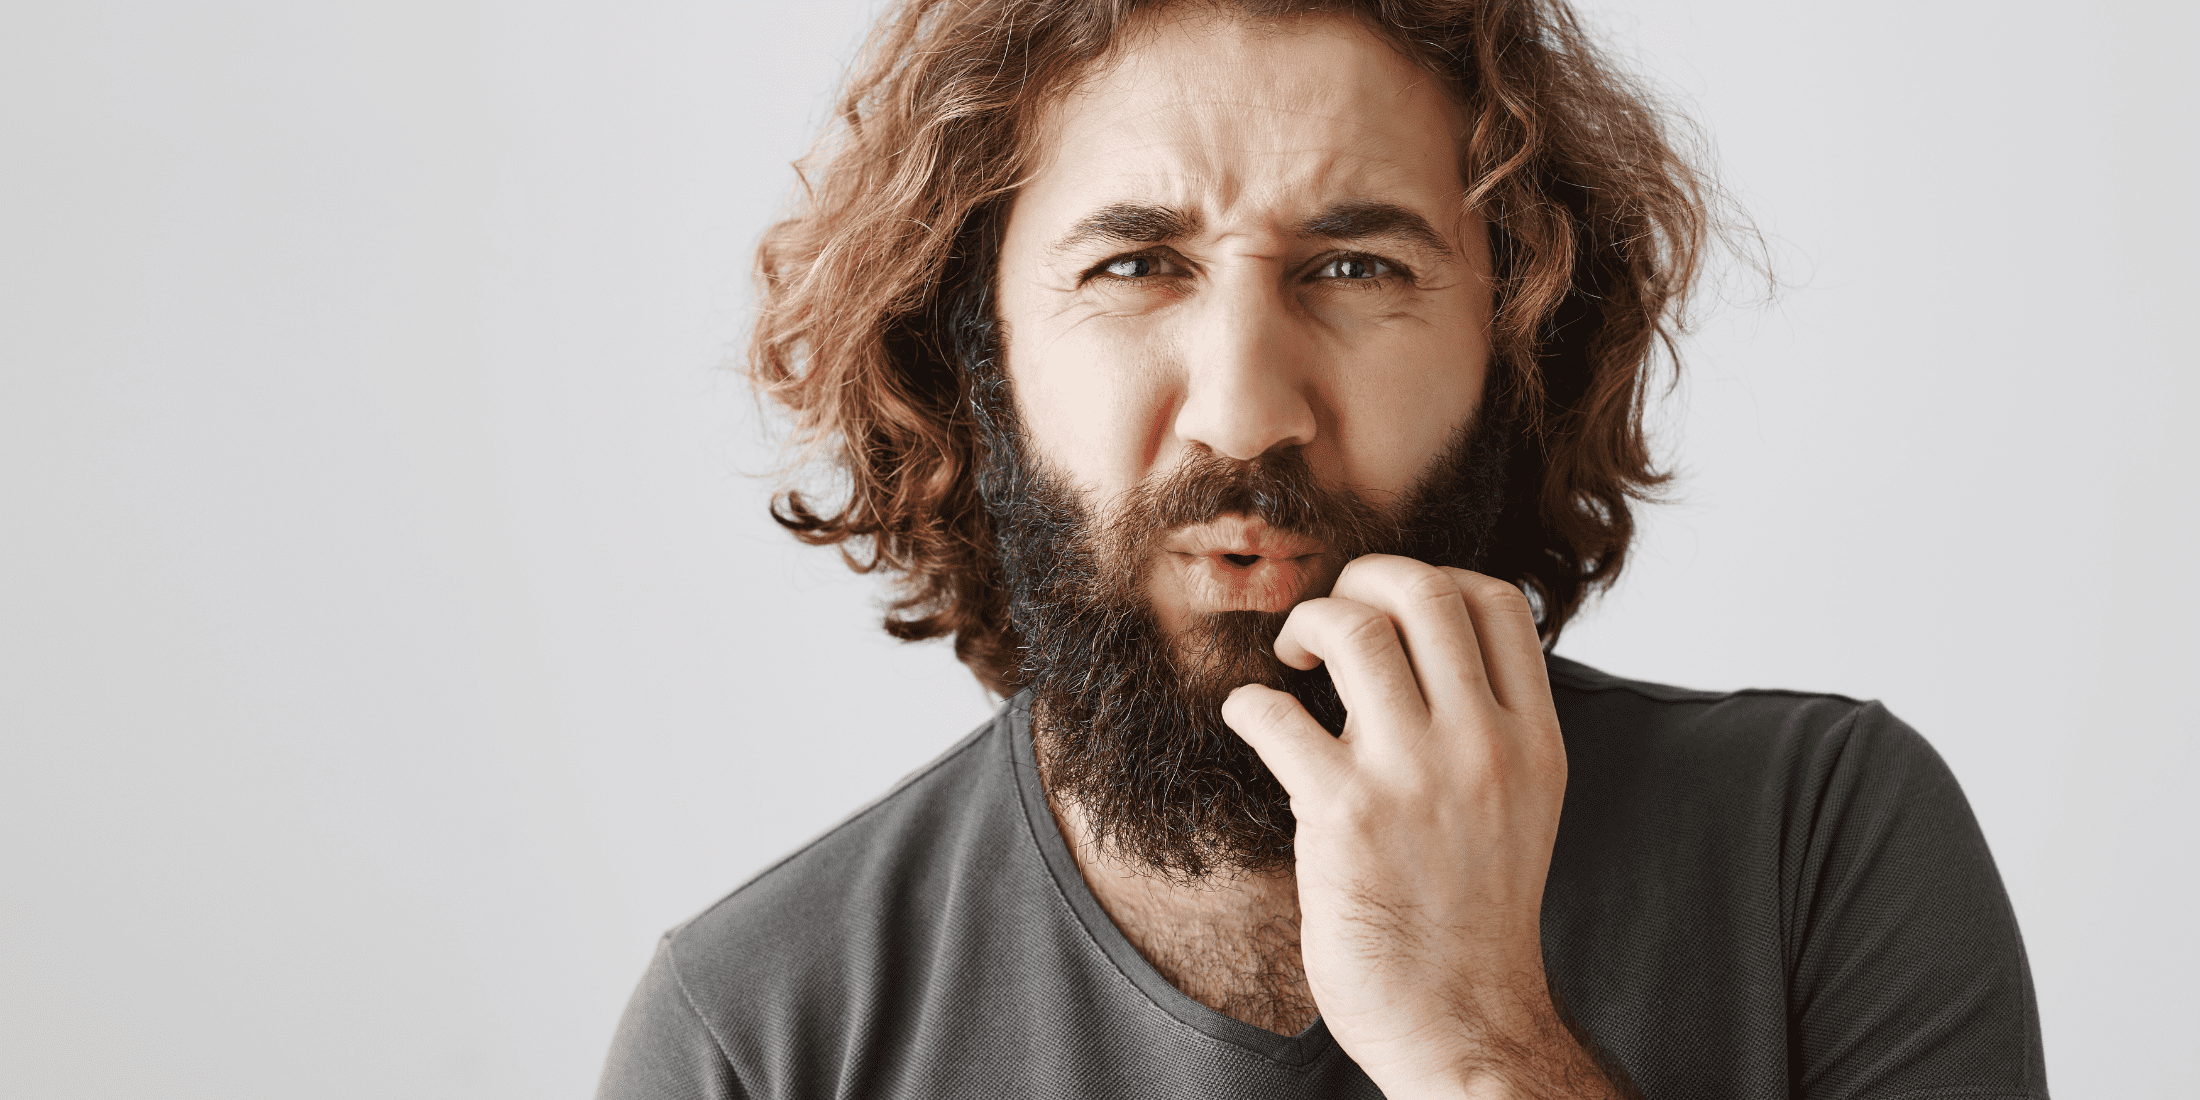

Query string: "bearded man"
[597, 1, 2045, 1097]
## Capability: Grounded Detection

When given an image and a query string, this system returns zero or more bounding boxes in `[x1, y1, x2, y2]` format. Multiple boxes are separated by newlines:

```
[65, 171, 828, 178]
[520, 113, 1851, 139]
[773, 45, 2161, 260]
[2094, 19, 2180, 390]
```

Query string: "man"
[600, 1, 2044, 1097]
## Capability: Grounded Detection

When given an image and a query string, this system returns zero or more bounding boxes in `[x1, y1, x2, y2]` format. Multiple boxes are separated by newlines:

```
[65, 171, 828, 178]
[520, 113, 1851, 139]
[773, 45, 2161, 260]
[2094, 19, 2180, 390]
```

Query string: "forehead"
[1015, 10, 1466, 233]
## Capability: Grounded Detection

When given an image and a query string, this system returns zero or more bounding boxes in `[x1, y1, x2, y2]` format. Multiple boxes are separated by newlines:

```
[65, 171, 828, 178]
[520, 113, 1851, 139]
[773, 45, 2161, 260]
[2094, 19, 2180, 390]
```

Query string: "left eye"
[1317, 256, 1392, 280]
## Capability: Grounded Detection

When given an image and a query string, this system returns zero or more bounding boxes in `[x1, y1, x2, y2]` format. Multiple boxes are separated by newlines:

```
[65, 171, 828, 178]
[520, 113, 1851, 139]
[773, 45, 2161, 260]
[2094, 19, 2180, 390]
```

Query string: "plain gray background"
[3, 0, 2192, 1095]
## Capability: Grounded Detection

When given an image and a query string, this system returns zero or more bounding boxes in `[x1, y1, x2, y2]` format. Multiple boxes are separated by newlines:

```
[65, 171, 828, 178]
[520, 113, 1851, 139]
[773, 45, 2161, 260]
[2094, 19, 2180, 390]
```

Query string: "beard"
[975, 393, 1512, 882]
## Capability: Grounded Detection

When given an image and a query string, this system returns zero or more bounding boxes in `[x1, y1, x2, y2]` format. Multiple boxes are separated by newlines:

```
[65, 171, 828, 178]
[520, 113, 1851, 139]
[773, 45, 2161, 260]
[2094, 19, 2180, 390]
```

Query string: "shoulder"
[1544, 653, 1937, 778]
[633, 703, 1048, 1082]
[599, 704, 1035, 1099]
[668, 706, 1015, 970]
[1542, 654, 1963, 852]
[1537, 661, 2044, 1097]
[1546, 653, 1876, 731]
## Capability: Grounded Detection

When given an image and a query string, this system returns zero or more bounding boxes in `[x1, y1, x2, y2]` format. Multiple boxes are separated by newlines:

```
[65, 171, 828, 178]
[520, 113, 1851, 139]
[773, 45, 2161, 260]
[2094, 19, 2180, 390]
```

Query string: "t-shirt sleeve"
[1786, 702, 2047, 1099]
[596, 936, 747, 1100]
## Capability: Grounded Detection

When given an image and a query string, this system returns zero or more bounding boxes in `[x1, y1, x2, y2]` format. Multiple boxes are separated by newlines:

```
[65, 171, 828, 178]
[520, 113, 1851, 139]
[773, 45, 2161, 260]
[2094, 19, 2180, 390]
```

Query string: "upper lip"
[1162, 516, 1323, 560]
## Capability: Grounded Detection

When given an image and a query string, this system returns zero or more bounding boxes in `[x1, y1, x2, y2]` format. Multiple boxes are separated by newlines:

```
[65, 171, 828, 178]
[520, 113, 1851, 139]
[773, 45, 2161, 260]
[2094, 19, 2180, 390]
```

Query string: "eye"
[1315, 255, 1396, 281]
[1100, 255, 1159, 279]
[1085, 250, 1190, 284]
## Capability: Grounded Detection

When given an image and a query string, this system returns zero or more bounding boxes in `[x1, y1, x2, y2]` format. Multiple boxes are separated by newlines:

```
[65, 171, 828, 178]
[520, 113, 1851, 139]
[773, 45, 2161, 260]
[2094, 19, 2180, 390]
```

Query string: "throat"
[1121, 903, 1317, 1036]
[1048, 795, 1317, 1035]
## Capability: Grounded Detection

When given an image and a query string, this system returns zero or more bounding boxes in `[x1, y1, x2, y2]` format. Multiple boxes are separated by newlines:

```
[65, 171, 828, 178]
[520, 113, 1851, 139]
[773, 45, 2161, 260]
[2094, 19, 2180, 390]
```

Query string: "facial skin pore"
[996, 8, 1495, 637]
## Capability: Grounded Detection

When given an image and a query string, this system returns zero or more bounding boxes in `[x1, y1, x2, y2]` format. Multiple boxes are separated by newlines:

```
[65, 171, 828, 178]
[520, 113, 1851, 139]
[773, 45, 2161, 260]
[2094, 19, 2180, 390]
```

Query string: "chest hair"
[1093, 875, 1320, 1036]
[1042, 786, 1318, 1034]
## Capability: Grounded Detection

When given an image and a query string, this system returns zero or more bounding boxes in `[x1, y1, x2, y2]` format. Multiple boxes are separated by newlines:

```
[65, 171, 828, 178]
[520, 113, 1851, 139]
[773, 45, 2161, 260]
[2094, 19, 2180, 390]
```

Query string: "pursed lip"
[1160, 516, 1324, 562]
[1154, 516, 1330, 615]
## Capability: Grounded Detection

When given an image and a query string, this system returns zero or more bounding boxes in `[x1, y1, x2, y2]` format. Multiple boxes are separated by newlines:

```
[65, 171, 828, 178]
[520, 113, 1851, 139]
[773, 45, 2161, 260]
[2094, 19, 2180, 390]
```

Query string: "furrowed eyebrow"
[1048, 202, 1201, 256]
[1295, 200, 1453, 258]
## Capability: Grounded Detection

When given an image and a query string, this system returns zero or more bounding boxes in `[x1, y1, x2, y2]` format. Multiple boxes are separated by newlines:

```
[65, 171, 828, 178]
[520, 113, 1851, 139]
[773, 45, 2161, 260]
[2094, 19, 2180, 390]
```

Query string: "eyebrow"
[1295, 200, 1453, 258]
[1048, 202, 1201, 256]
[1048, 199, 1453, 260]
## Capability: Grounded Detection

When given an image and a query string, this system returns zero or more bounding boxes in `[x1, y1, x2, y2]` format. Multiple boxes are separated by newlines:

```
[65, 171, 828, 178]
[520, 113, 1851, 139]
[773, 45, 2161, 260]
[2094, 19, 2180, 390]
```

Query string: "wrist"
[1349, 995, 1620, 1100]
[1362, 1065, 1512, 1100]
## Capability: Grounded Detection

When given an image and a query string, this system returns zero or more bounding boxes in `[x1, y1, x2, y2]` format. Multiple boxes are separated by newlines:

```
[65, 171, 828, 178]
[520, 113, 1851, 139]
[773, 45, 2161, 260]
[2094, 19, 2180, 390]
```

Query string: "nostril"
[1222, 554, 1260, 568]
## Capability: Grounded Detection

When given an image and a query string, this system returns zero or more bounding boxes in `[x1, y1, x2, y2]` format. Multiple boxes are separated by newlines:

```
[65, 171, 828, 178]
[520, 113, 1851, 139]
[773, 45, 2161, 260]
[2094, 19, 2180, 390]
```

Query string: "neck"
[1044, 786, 1319, 1035]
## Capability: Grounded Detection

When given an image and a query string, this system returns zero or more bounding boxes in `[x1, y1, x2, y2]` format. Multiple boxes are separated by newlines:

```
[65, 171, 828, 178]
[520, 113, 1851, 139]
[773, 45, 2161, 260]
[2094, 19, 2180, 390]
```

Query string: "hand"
[1221, 555, 1616, 1099]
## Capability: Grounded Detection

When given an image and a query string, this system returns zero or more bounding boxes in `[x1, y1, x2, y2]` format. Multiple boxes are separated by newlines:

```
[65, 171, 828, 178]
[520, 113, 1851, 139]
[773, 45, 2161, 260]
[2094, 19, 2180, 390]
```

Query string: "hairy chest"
[1104, 889, 1319, 1036]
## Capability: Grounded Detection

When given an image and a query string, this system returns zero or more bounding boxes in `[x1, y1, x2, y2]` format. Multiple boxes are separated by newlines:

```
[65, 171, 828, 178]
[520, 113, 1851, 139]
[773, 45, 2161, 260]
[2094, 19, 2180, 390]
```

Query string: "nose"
[1170, 279, 1317, 462]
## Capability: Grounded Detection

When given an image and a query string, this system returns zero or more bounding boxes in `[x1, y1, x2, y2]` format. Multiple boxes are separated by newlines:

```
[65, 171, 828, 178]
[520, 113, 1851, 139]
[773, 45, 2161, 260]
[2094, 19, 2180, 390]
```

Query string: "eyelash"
[1089, 253, 1177, 281]
[1082, 250, 1412, 286]
[1312, 254, 1400, 283]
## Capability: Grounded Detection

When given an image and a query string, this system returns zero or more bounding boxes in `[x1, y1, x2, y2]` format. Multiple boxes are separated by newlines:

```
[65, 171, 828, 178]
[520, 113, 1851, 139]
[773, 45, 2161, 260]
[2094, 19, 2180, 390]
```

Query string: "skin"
[998, 7, 1488, 635]
[999, 9, 1624, 1100]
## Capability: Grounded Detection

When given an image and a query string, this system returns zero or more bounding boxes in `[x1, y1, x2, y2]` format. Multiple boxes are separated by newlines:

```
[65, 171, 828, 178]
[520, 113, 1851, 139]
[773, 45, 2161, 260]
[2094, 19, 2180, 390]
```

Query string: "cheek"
[1324, 319, 1488, 493]
[1003, 318, 1176, 495]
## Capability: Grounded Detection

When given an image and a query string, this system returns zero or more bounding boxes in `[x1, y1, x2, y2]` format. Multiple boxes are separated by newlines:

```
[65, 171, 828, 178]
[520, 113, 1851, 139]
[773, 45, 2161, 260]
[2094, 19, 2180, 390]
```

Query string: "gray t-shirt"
[598, 657, 2046, 1099]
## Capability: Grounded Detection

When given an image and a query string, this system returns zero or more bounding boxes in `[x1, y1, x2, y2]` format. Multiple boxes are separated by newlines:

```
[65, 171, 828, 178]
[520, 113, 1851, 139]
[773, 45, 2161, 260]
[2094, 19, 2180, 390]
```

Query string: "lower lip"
[1168, 553, 1320, 614]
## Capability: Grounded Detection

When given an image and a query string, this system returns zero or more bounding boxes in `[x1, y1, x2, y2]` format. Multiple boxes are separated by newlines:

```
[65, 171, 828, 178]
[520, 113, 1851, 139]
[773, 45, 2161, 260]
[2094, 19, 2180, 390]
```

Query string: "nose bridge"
[1172, 270, 1316, 462]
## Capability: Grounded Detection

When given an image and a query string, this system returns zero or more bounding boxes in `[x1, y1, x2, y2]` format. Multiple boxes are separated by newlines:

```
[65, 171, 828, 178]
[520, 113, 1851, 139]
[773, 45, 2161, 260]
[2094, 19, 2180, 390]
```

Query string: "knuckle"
[1335, 606, 1398, 654]
[1464, 575, 1529, 608]
[1252, 693, 1302, 730]
[1402, 565, 1465, 608]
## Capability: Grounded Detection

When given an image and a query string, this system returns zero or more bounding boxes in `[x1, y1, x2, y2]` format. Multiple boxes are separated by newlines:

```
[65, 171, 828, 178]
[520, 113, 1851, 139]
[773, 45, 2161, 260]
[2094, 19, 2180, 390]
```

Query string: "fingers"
[1271, 555, 1548, 725]
[1222, 684, 1348, 795]
[1438, 567, 1553, 718]
[1324, 555, 1492, 715]
[1274, 593, 1432, 733]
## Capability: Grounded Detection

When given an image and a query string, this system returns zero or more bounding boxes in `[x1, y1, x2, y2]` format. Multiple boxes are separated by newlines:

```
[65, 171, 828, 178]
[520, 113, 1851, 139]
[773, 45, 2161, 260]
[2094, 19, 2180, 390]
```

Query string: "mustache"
[1106, 445, 1390, 570]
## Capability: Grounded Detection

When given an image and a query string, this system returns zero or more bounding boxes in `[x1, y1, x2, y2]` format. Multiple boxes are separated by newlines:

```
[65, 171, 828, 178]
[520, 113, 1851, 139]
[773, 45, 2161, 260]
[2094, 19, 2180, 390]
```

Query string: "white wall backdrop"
[3, 1, 2192, 1096]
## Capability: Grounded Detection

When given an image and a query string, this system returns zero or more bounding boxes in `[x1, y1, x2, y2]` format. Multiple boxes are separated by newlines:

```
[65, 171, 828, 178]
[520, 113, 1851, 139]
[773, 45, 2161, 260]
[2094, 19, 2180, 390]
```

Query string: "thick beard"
[977, 392, 1511, 882]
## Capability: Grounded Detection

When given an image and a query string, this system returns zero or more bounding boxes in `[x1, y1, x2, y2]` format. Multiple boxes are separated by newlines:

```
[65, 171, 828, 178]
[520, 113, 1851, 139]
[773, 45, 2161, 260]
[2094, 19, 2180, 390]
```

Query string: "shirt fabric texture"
[598, 656, 2046, 1099]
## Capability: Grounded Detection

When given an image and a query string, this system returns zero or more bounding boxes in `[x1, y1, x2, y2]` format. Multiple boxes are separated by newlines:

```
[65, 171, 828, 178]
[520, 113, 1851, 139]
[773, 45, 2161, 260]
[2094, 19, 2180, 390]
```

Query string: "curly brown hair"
[750, 0, 1714, 696]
